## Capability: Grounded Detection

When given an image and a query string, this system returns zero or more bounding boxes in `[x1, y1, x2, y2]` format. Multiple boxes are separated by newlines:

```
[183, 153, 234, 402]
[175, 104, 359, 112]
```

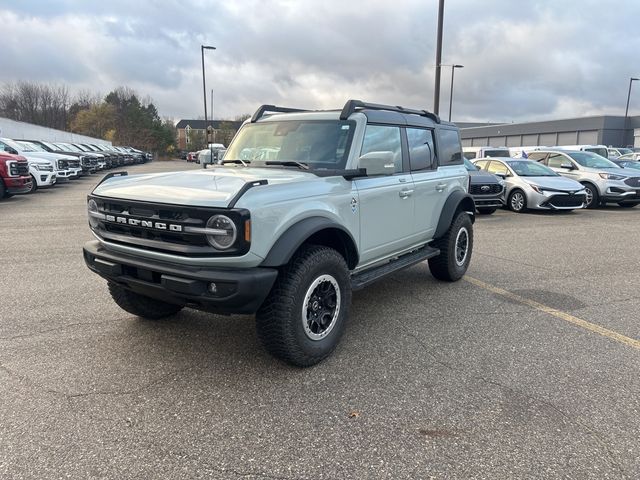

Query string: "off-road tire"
[428, 212, 473, 282]
[582, 182, 599, 209]
[256, 245, 351, 367]
[108, 282, 183, 319]
[477, 207, 496, 215]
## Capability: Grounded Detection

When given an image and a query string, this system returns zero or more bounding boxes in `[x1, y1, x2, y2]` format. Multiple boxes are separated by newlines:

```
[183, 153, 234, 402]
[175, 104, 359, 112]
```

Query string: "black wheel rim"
[302, 275, 341, 341]
[455, 227, 469, 266]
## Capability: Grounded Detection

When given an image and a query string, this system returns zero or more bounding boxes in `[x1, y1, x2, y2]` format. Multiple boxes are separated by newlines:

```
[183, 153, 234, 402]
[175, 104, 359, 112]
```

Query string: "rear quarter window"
[437, 128, 463, 166]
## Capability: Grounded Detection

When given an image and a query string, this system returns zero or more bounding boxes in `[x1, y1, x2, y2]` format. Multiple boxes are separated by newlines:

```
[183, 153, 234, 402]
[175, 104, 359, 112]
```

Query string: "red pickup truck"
[0, 151, 32, 198]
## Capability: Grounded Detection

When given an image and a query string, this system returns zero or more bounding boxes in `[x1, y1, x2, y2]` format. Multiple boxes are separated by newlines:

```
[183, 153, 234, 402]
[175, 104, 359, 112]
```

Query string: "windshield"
[484, 149, 511, 158]
[567, 151, 619, 169]
[17, 141, 45, 152]
[508, 160, 558, 177]
[617, 148, 633, 155]
[583, 147, 608, 158]
[62, 143, 81, 152]
[463, 157, 478, 171]
[224, 120, 355, 169]
[621, 161, 640, 171]
[42, 141, 61, 151]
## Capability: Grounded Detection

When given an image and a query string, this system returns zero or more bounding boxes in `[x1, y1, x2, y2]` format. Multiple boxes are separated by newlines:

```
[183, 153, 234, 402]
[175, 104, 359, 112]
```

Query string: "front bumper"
[83, 240, 278, 315]
[34, 172, 57, 187]
[4, 175, 33, 194]
[601, 188, 640, 204]
[526, 190, 586, 210]
[472, 194, 504, 208]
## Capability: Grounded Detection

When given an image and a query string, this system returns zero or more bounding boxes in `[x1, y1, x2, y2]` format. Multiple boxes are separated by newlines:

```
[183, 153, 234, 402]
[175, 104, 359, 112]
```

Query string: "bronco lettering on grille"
[104, 215, 183, 232]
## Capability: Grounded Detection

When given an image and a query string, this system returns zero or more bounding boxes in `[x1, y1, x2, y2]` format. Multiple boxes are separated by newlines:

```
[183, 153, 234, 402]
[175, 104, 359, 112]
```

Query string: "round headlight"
[206, 215, 237, 250]
[88, 199, 100, 228]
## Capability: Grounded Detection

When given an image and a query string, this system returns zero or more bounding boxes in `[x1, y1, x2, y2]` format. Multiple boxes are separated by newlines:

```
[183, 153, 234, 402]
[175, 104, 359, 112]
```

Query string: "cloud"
[0, 0, 639, 123]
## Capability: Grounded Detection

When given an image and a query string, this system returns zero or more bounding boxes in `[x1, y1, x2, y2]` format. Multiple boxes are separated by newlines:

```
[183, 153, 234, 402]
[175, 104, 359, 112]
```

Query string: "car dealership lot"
[1, 161, 638, 479]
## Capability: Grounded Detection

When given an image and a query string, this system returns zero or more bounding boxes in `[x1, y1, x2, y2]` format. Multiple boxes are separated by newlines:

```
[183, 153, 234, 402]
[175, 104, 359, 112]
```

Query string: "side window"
[487, 161, 509, 176]
[406, 128, 435, 171]
[474, 160, 488, 170]
[547, 153, 569, 168]
[527, 152, 547, 162]
[360, 125, 403, 173]
[437, 128, 463, 166]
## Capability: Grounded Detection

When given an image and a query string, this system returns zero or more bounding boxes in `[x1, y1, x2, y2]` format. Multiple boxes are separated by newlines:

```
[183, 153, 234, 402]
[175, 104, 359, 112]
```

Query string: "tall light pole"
[433, 0, 445, 115]
[201, 45, 216, 146]
[624, 77, 638, 147]
[448, 64, 464, 122]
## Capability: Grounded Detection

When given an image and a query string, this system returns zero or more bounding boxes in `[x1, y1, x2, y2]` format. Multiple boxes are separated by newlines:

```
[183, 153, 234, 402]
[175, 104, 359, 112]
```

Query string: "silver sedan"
[473, 158, 587, 212]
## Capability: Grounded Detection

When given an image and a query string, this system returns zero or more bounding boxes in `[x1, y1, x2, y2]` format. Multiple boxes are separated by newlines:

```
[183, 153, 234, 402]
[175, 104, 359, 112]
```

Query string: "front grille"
[470, 183, 503, 195]
[547, 194, 586, 208]
[67, 159, 80, 168]
[624, 177, 640, 188]
[16, 162, 29, 176]
[91, 197, 250, 257]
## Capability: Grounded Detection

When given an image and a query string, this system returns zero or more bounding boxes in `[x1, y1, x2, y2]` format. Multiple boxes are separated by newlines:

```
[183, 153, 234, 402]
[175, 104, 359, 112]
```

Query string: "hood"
[580, 166, 630, 177]
[92, 166, 319, 208]
[468, 170, 502, 184]
[24, 151, 77, 161]
[523, 176, 584, 191]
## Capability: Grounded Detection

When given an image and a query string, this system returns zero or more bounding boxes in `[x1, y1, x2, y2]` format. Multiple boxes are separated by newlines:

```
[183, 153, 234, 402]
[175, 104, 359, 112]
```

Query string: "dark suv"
[463, 158, 505, 214]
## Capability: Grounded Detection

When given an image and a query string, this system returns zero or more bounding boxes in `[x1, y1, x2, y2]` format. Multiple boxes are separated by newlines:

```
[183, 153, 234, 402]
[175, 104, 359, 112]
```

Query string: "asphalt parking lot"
[1, 160, 639, 479]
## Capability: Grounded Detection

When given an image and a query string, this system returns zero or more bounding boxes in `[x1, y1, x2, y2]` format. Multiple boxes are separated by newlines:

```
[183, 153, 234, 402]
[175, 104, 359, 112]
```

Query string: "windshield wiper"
[222, 159, 250, 166]
[265, 161, 310, 170]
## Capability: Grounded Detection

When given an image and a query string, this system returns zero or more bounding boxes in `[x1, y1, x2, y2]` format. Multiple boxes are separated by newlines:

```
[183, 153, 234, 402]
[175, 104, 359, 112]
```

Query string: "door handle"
[399, 189, 414, 198]
[436, 183, 447, 192]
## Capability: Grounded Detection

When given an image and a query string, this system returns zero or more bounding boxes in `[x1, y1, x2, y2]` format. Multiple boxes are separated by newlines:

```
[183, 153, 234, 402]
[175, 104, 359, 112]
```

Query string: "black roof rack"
[339, 100, 440, 124]
[251, 105, 308, 123]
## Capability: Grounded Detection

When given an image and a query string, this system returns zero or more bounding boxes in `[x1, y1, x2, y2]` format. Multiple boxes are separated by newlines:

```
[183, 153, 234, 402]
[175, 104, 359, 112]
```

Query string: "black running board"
[350, 246, 440, 291]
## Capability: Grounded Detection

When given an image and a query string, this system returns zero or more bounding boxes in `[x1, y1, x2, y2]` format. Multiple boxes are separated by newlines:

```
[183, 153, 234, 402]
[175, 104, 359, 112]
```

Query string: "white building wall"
[0, 117, 111, 145]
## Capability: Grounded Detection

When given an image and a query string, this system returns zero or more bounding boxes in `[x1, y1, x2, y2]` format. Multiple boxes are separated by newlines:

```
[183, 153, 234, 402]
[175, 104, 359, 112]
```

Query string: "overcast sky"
[1, 0, 639, 123]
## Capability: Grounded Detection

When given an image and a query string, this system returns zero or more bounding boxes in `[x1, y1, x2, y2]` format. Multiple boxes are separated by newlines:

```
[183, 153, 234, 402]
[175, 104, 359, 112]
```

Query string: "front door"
[353, 124, 416, 266]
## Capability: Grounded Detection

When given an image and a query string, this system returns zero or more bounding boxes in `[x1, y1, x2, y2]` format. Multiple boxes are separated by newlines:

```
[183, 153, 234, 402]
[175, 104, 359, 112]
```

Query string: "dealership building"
[460, 115, 640, 149]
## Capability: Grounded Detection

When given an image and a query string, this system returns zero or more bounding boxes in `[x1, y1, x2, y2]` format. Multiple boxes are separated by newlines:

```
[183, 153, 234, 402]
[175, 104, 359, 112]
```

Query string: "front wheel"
[108, 283, 183, 319]
[428, 212, 473, 282]
[256, 245, 351, 367]
[582, 183, 599, 209]
[508, 190, 527, 212]
[28, 175, 37, 193]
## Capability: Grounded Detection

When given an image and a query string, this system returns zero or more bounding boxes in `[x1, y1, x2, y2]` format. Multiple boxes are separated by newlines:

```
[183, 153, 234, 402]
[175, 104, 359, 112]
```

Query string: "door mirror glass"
[358, 151, 396, 176]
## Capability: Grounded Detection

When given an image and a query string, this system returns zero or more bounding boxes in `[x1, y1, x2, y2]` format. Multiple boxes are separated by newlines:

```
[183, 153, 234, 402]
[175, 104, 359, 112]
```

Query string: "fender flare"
[434, 190, 476, 239]
[261, 217, 358, 268]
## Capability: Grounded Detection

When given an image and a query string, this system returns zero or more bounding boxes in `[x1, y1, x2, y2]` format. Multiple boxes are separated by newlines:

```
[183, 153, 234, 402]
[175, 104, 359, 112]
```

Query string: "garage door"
[557, 132, 578, 145]
[578, 130, 598, 144]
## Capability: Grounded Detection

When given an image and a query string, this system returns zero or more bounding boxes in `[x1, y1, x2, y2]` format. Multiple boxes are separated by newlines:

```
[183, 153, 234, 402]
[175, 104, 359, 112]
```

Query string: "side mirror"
[358, 151, 396, 175]
[560, 163, 574, 170]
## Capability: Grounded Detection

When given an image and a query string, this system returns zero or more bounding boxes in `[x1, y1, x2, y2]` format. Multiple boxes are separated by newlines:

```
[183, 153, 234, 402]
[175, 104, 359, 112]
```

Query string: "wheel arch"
[434, 190, 476, 239]
[261, 217, 359, 270]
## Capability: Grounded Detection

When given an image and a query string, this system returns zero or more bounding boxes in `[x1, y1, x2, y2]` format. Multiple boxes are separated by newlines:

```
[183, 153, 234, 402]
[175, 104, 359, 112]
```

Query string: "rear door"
[353, 124, 416, 266]
[407, 127, 444, 239]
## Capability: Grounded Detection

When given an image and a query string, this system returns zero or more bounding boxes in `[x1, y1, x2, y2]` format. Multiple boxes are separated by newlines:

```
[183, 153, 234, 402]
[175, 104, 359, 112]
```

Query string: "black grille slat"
[624, 178, 640, 188]
[470, 184, 503, 195]
[547, 194, 585, 208]
[16, 163, 29, 175]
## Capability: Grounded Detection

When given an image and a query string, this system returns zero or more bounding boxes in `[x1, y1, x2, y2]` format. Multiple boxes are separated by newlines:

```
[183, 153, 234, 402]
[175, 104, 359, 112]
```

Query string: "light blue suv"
[83, 100, 476, 366]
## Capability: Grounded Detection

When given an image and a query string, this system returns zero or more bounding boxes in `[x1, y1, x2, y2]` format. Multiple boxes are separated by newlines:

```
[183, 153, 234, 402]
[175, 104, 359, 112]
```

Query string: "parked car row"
[0, 137, 151, 199]
[183, 144, 227, 166]
[462, 147, 640, 214]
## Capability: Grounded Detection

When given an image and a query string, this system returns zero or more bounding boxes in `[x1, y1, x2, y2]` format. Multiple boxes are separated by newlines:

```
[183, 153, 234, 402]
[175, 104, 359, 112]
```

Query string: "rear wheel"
[428, 212, 473, 282]
[582, 183, 599, 208]
[256, 245, 351, 367]
[108, 283, 183, 319]
[477, 207, 496, 215]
